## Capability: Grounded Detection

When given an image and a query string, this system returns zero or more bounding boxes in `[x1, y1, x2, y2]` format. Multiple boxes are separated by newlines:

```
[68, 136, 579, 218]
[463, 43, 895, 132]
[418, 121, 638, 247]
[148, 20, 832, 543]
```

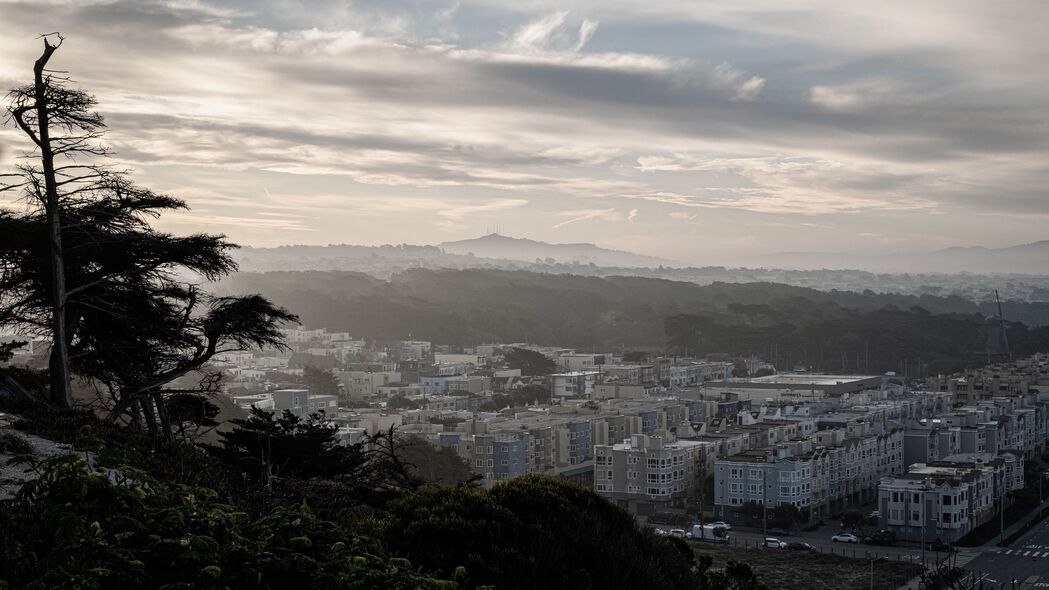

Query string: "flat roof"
[739, 374, 881, 386]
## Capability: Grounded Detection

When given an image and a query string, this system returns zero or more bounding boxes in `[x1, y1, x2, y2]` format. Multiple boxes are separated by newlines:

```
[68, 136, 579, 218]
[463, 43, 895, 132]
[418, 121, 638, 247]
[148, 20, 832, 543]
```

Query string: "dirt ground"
[694, 543, 922, 590]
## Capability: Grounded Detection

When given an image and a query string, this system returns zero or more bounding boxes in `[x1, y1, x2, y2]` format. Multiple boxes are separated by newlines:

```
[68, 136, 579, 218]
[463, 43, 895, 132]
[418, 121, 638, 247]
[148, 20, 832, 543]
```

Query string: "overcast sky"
[1, 0, 1047, 263]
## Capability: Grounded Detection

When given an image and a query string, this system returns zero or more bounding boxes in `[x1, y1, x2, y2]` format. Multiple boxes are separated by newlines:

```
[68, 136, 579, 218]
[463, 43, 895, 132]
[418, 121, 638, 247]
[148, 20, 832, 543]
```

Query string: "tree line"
[221, 270, 1049, 374]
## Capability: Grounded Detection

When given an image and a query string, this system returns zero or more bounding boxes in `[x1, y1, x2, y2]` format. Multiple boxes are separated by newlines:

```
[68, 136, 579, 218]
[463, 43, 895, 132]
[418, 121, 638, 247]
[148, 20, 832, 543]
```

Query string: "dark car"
[863, 530, 897, 546]
[928, 540, 955, 553]
[786, 542, 814, 551]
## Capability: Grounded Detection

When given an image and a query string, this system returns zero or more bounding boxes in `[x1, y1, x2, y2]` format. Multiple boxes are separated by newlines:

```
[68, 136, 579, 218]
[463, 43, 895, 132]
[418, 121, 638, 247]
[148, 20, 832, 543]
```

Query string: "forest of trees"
[221, 269, 1049, 375]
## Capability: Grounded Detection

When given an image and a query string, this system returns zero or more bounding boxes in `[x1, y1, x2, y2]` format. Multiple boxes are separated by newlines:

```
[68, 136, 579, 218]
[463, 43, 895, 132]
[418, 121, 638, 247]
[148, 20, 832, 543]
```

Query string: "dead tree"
[2, 34, 105, 408]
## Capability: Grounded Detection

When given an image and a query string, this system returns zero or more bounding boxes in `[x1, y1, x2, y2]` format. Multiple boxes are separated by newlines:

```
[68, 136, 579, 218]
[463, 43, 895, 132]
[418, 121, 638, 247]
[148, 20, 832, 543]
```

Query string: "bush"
[0, 431, 34, 456]
[382, 474, 700, 590]
[0, 455, 454, 589]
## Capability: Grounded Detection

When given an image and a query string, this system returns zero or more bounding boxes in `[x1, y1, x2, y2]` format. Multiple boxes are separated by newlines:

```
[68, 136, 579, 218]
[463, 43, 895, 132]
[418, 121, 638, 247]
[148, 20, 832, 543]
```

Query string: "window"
[729, 467, 742, 479]
[729, 483, 743, 493]
[749, 469, 763, 480]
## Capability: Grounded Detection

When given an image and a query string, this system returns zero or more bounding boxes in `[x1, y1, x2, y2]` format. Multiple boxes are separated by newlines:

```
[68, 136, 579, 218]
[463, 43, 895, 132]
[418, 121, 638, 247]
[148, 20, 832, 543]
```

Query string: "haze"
[1, 0, 1047, 264]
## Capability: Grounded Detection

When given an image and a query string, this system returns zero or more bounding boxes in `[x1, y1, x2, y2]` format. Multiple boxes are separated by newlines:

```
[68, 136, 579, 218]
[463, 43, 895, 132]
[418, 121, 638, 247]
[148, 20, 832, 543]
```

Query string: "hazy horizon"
[3, 1, 1048, 264]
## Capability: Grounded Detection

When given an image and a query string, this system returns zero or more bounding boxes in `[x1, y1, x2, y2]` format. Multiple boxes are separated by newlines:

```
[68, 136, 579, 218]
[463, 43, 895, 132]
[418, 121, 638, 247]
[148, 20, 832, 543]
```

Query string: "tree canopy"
[0, 38, 296, 432]
[502, 347, 557, 375]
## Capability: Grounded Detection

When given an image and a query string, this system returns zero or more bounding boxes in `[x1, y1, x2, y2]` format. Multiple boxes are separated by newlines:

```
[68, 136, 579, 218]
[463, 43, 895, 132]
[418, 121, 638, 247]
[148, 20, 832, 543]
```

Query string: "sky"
[1, 0, 1047, 264]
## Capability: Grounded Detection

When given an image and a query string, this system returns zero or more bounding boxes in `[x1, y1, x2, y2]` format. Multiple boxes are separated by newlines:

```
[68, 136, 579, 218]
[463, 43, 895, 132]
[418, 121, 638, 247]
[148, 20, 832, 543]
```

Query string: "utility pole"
[721, 471, 726, 520]
[762, 468, 768, 540]
[1000, 486, 1005, 547]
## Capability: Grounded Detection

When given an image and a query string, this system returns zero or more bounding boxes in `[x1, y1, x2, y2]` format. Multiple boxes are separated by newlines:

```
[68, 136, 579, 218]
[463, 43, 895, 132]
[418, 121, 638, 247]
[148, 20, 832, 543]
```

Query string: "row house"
[594, 434, 713, 516]
[877, 452, 1020, 543]
[713, 426, 904, 521]
[550, 371, 600, 399]
[432, 431, 531, 485]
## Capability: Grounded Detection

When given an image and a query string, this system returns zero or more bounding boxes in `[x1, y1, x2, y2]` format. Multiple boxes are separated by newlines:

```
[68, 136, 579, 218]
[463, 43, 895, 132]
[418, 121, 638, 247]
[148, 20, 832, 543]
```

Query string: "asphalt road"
[720, 529, 971, 568]
[964, 520, 1049, 588]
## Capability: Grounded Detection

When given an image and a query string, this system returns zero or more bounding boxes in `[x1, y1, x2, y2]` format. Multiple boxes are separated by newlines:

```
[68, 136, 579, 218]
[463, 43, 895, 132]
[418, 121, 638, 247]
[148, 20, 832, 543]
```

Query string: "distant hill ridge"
[737, 240, 1049, 274]
[234, 237, 1049, 275]
[438, 233, 671, 267]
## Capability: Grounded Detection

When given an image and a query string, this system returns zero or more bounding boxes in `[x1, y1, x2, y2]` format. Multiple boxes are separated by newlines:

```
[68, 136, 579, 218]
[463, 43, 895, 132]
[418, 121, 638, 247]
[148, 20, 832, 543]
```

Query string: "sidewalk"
[990, 495, 1049, 548]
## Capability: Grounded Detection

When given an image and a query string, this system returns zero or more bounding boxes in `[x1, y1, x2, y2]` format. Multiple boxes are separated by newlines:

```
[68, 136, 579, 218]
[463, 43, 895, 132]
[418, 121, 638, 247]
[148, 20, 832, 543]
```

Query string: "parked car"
[863, 530, 897, 546]
[690, 524, 730, 540]
[708, 521, 732, 531]
[786, 542, 814, 551]
[697, 533, 730, 544]
[763, 537, 788, 549]
[669, 529, 687, 538]
[832, 532, 859, 543]
[928, 540, 955, 553]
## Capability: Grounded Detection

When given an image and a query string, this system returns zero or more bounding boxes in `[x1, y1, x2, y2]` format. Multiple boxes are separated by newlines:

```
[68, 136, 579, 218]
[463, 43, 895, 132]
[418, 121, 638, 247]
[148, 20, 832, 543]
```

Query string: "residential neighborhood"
[209, 325, 1049, 555]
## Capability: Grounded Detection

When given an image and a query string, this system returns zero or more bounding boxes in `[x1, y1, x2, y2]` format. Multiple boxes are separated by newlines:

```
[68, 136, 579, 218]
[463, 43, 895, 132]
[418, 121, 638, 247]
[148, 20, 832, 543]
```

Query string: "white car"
[708, 521, 732, 531]
[669, 529, 687, 538]
[763, 537, 787, 549]
[832, 533, 859, 543]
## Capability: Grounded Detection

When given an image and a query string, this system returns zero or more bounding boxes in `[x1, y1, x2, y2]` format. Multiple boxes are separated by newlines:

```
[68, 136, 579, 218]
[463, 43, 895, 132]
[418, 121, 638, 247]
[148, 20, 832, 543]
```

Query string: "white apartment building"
[878, 452, 1020, 543]
[550, 371, 600, 399]
[594, 434, 712, 515]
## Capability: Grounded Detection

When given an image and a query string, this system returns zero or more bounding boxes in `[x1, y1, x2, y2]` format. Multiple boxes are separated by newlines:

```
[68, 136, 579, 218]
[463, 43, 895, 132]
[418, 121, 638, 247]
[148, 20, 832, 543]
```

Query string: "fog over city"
[3, 1, 1049, 263]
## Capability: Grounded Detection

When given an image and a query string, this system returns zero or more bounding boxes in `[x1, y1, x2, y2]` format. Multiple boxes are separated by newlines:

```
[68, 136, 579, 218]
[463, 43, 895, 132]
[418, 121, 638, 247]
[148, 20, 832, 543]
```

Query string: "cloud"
[439, 199, 529, 220]
[635, 154, 940, 214]
[708, 62, 767, 102]
[2, 0, 1049, 258]
[550, 208, 622, 228]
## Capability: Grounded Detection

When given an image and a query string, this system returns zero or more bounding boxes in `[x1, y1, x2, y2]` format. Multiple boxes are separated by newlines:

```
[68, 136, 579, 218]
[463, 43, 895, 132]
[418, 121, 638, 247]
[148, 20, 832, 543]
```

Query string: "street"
[964, 519, 1049, 587]
[720, 528, 973, 569]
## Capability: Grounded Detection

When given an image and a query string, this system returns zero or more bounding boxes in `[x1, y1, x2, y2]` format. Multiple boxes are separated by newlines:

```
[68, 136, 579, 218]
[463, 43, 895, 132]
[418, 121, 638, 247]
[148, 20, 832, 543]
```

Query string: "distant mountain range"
[438, 234, 671, 267]
[232, 236, 1049, 276]
[737, 241, 1049, 274]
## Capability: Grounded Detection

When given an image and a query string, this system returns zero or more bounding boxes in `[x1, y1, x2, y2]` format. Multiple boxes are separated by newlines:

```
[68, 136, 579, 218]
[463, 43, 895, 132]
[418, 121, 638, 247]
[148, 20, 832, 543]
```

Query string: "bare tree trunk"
[141, 394, 159, 433]
[152, 390, 171, 438]
[129, 400, 144, 432]
[32, 39, 73, 409]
